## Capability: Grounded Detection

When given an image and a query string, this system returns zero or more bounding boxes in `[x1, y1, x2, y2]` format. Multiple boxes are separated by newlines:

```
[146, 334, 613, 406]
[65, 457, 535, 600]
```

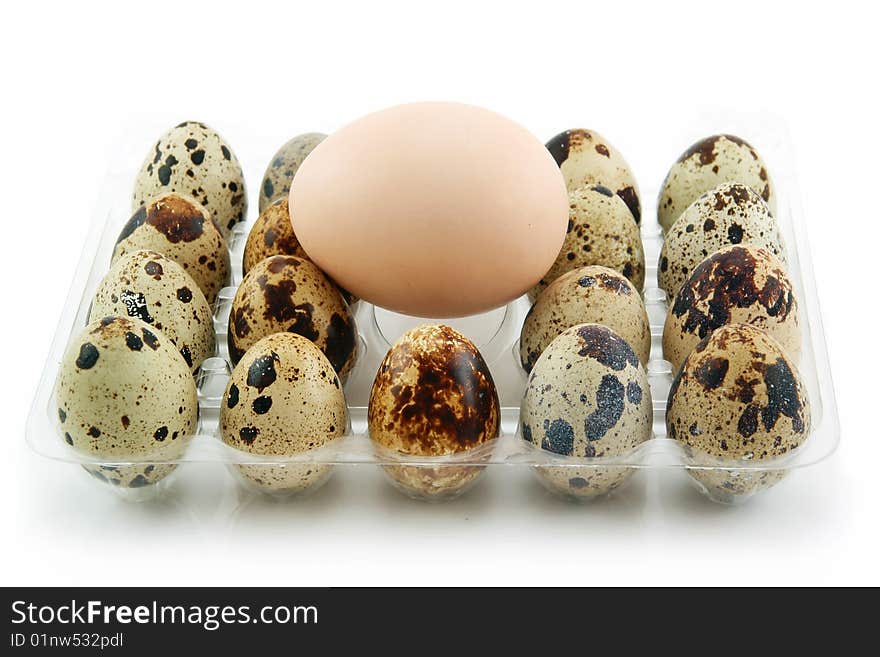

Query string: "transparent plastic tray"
[26, 116, 839, 504]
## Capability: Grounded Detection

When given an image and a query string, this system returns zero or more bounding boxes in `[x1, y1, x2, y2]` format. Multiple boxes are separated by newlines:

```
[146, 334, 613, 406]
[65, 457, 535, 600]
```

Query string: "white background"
[1, 0, 876, 586]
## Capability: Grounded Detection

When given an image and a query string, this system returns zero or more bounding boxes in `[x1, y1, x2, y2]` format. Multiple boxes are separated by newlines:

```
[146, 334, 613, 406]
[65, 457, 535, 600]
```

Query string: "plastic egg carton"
[26, 116, 839, 505]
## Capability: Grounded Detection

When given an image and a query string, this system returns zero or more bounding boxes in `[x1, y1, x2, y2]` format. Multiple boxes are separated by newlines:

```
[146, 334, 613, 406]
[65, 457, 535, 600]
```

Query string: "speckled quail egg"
[90, 250, 215, 374]
[666, 323, 811, 503]
[242, 198, 358, 305]
[368, 324, 500, 500]
[227, 255, 358, 380]
[221, 332, 346, 496]
[546, 128, 641, 224]
[663, 245, 800, 372]
[243, 198, 309, 273]
[528, 185, 644, 302]
[55, 316, 198, 488]
[259, 132, 326, 212]
[132, 121, 247, 239]
[658, 182, 785, 299]
[113, 193, 231, 306]
[520, 266, 650, 373]
[658, 134, 775, 234]
[521, 323, 653, 499]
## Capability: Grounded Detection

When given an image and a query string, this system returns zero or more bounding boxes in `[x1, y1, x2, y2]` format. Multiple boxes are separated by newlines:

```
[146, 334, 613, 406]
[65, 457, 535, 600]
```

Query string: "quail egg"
[529, 185, 645, 302]
[546, 128, 641, 224]
[666, 323, 811, 503]
[259, 132, 326, 212]
[663, 245, 800, 372]
[132, 121, 247, 239]
[90, 250, 215, 374]
[521, 323, 653, 499]
[242, 198, 357, 305]
[55, 316, 198, 488]
[221, 332, 346, 496]
[227, 255, 358, 380]
[658, 182, 784, 299]
[113, 193, 231, 306]
[520, 266, 650, 373]
[658, 134, 775, 233]
[368, 324, 500, 500]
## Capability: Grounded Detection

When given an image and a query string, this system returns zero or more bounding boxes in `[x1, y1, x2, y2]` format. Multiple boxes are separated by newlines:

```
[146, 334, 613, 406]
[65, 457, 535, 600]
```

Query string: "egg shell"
[220, 333, 347, 495]
[90, 250, 215, 373]
[546, 128, 641, 224]
[658, 182, 785, 299]
[259, 132, 326, 212]
[520, 266, 650, 372]
[113, 193, 231, 306]
[529, 185, 645, 302]
[666, 323, 811, 501]
[368, 324, 500, 498]
[227, 255, 358, 380]
[242, 198, 358, 305]
[55, 316, 198, 487]
[243, 198, 309, 273]
[658, 134, 775, 234]
[289, 102, 570, 318]
[132, 121, 247, 239]
[663, 245, 800, 371]
[520, 323, 653, 498]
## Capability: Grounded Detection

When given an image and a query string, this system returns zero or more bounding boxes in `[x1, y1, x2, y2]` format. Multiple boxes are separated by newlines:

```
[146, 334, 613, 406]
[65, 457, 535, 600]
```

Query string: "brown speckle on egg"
[113, 194, 231, 305]
[657, 134, 775, 233]
[663, 245, 800, 371]
[521, 266, 650, 373]
[520, 323, 652, 499]
[546, 128, 641, 224]
[666, 324, 811, 502]
[132, 121, 247, 239]
[55, 316, 197, 489]
[368, 324, 500, 498]
[227, 255, 358, 380]
[658, 182, 785, 299]
[220, 333, 347, 496]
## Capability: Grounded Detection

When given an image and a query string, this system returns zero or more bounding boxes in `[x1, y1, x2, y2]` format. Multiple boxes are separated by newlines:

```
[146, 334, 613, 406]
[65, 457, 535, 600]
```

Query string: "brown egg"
[220, 333, 347, 495]
[529, 185, 645, 302]
[227, 255, 358, 380]
[368, 324, 500, 499]
[546, 128, 641, 224]
[666, 324, 811, 502]
[242, 198, 357, 305]
[290, 102, 569, 317]
[663, 245, 800, 371]
[520, 266, 651, 372]
[112, 193, 231, 305]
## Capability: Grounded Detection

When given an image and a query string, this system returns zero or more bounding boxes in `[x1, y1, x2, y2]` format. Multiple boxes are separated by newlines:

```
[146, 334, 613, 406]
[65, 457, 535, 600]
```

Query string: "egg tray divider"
[26, 123, 840, 485]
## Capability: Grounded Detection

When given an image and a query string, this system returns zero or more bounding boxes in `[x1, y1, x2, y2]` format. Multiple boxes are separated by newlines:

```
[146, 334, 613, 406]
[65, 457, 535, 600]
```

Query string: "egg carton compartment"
[26, 115, 839, 505]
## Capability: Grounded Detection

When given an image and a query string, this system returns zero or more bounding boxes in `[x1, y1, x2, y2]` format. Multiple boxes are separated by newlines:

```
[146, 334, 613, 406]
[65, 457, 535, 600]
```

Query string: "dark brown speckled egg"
[221, 333, 346, 496]
[55, 316, 197, 488]
[546, 128, 641, 224]
[658, 182, 784, 299]
[259, 132, 326, 212]
[368, 324, 500, 499]
[132, 121, 247, 239]
[667, 323, 811, 502]
[657, 134, 775, 234]
[520, 323, 652, 499]
[227, 255, 358, 380]
[663, 245, 800, 372]
[113, 193, 231, 306]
